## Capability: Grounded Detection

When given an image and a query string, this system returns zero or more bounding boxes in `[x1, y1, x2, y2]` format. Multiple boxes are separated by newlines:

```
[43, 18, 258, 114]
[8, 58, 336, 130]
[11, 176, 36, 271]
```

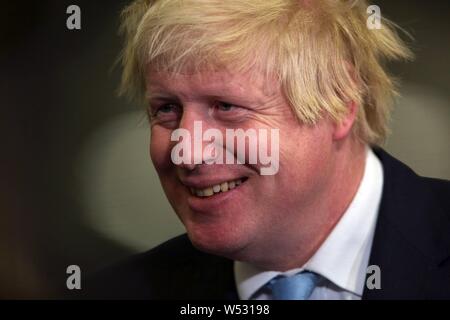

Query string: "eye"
[210, 101, 249, 123]
[155, 103, 179, 115]
[148, 103, 182, 126]
[149, 103, 182, 118]
[216, 101, 237, 112]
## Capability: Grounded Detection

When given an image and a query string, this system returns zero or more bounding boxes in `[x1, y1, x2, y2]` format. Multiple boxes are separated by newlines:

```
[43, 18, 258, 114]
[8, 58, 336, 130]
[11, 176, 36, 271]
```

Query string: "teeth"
[220, 182, 228, 192]
[203, 187, 214, 197]
[190, 178, 244, 198]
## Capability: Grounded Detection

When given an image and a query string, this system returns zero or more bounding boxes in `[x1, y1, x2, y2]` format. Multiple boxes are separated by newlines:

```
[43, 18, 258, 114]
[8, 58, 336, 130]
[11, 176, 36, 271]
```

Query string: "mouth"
[188, 177, 248, 198]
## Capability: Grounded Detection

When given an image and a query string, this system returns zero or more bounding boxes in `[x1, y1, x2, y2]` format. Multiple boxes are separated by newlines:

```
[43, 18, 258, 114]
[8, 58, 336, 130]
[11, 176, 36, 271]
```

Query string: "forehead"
[145, 68, 280, 101]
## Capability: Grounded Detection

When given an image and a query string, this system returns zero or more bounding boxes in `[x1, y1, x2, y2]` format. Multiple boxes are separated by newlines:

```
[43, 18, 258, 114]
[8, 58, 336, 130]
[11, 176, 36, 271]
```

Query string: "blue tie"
[265, 271, 321, 300]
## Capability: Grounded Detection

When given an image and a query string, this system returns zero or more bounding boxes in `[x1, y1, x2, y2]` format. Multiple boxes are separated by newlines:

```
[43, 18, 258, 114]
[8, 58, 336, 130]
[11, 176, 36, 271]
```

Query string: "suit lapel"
[363, 148, 450, 299]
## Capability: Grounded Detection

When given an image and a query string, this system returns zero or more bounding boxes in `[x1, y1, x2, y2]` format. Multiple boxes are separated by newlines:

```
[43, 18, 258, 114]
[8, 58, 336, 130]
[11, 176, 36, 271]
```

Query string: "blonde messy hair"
[119, 0, 413, 145]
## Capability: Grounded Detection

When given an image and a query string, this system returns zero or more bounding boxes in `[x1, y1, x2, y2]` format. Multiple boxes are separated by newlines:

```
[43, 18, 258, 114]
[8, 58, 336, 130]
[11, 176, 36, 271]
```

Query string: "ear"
[332, 100, 358, 141]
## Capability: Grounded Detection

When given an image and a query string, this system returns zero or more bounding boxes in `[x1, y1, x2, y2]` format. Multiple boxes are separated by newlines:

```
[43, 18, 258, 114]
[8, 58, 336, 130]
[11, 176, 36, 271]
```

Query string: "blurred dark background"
[0, 0, 449, 298]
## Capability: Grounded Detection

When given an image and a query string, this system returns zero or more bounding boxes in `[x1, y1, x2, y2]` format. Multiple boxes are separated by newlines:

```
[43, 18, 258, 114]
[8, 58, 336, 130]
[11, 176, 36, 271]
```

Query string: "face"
[147, 68, 338, 262]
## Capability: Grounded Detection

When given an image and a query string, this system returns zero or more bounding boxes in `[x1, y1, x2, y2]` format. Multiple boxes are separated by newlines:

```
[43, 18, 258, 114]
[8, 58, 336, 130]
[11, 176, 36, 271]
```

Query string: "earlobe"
[332, 100, 358, 141]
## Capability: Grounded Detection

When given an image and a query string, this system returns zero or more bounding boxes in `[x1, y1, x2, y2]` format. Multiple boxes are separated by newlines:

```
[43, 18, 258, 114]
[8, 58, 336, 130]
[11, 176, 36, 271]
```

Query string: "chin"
[185, 221, 250, 258]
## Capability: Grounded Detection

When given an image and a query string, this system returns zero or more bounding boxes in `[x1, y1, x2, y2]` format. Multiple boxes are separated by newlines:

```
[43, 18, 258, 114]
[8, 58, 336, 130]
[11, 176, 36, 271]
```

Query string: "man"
[80, 0, 450, 299]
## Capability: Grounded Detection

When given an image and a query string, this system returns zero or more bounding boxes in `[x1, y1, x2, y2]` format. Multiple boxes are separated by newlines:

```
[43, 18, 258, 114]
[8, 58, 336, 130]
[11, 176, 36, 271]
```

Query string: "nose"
[175, 108, 217, 170]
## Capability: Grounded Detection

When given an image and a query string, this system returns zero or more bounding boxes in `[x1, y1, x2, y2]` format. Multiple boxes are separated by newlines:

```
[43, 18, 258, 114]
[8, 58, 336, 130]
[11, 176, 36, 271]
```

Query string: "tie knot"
[266, 271, 321, 300]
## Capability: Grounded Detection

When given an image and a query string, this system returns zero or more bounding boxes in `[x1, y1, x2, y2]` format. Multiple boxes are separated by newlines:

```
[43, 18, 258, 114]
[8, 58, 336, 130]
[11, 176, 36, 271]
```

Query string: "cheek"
[150, 129, 181, 206]
[150, 127, 173, 171]
[278, 123, 334, 189]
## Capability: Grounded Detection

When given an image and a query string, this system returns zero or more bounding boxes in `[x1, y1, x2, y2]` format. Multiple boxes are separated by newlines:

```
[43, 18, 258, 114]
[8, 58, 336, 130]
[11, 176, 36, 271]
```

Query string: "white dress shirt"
[234, 147, 384, 300]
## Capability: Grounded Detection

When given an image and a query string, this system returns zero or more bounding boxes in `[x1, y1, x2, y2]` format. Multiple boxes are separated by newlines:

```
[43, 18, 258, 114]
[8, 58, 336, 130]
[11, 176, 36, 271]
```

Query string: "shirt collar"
[234, 147, 384, 299]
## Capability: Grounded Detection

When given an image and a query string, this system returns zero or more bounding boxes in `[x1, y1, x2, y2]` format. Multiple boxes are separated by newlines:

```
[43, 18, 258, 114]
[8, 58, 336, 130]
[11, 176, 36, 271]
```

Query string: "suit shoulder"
[420, 176, 450, 192]
[374, 148, 450, 208]
[105, 233, 199, 275]
[419, 176, 450, 214]
[75, 234, 200, 299]
[137, 233, 200, 263]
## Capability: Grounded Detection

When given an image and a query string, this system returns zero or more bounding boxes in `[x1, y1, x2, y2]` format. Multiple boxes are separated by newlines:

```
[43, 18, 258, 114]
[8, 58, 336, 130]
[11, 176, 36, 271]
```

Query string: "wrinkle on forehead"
[145, 67, 281, 102]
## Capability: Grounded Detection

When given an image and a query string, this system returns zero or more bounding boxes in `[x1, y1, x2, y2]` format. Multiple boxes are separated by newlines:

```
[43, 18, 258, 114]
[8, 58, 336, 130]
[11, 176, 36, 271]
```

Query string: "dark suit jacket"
[79, 148, 450, 299]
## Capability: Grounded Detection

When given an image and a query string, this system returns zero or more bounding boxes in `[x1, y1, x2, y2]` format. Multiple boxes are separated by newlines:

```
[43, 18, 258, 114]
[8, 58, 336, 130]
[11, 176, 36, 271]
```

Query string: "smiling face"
[146, 68, 357, 267]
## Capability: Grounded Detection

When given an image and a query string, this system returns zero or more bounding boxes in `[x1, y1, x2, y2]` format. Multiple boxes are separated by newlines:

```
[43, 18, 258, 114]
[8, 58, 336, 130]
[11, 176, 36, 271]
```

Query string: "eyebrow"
[147, 79, 243, 97]
[145, 79, 268, 106]
[146, 91, 260, 107]
[146, 92, 179, 101]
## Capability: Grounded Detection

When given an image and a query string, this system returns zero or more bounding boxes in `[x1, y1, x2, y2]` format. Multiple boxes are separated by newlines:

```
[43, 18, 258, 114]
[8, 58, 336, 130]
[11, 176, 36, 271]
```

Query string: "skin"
[146, 68, 366, 271]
